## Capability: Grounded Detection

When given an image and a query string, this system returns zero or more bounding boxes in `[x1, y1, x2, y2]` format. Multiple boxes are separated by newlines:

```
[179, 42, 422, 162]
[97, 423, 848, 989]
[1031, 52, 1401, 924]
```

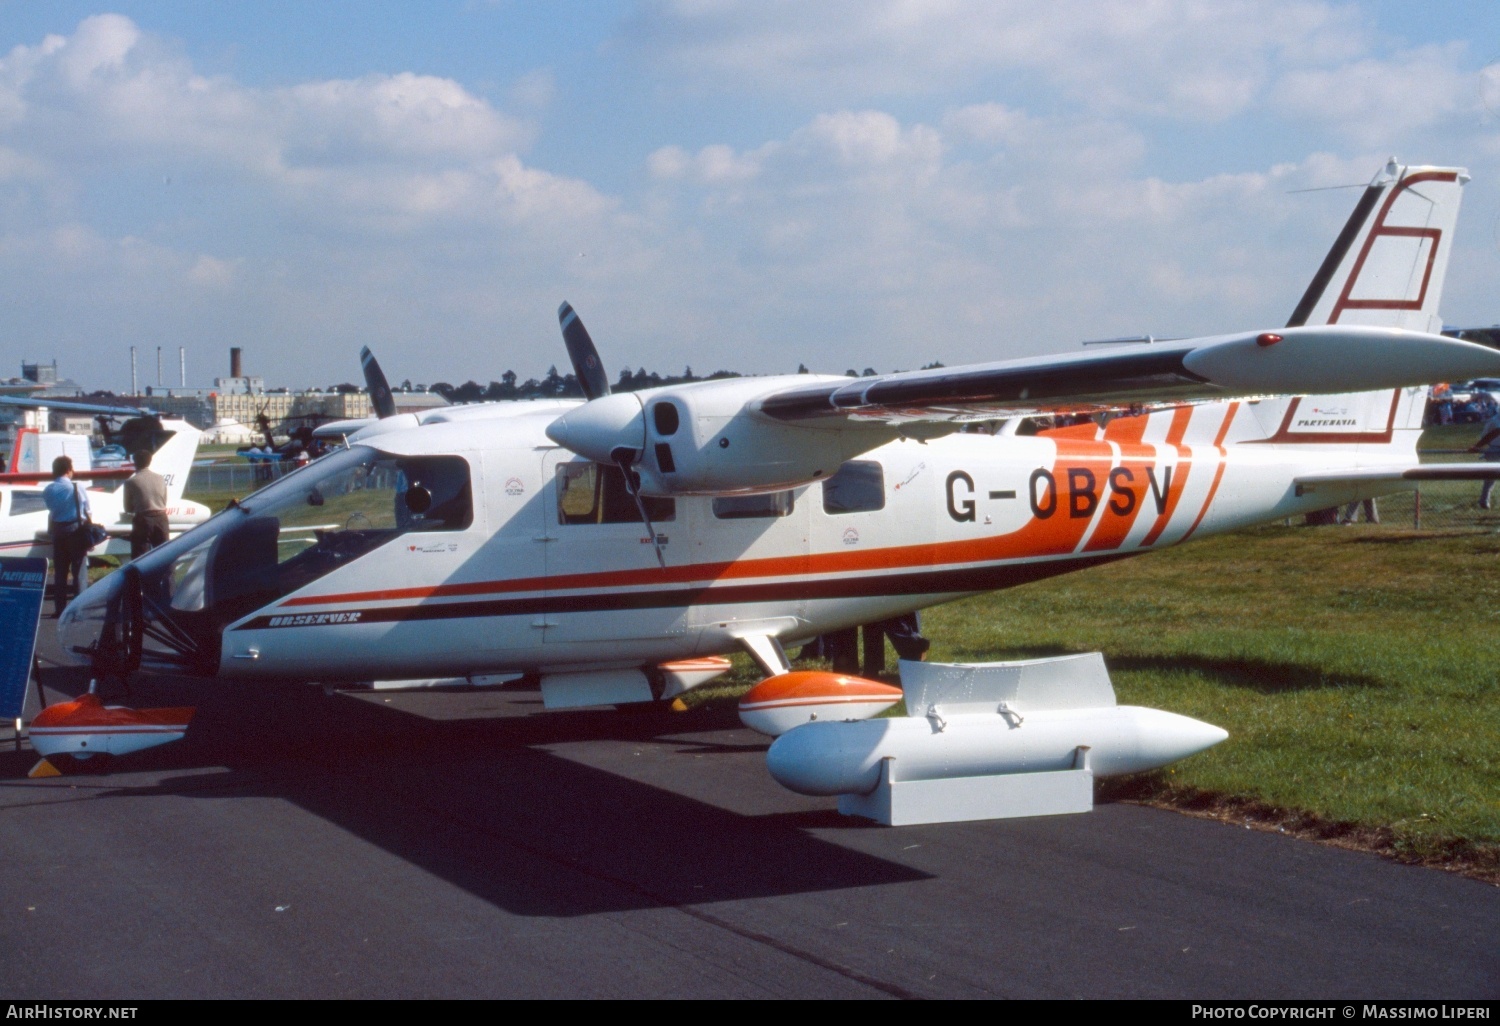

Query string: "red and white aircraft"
[0, 411, 209, 561]
[56, 161, 1500, 712]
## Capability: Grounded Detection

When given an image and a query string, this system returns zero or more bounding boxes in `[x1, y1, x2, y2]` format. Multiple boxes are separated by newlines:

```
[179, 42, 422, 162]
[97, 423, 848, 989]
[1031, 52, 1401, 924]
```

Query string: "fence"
[1349, 458, 1500, 531]
[185, 460, 295, 507]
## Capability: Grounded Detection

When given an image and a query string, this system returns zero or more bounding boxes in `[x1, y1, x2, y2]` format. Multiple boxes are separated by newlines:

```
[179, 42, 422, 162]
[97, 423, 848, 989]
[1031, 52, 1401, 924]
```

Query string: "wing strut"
[739, 635, 791, 677]
[613, 446, 666, 570]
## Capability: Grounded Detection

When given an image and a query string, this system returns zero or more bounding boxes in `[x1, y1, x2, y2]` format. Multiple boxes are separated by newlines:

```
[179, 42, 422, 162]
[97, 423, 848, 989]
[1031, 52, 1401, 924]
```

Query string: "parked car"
[91, 443, 131, 469]
[1445, 379, 1500, 422]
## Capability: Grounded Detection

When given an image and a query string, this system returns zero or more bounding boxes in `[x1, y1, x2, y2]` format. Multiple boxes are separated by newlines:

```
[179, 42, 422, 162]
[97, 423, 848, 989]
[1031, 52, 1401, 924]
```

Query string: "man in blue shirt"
[42, 456, 91, 616]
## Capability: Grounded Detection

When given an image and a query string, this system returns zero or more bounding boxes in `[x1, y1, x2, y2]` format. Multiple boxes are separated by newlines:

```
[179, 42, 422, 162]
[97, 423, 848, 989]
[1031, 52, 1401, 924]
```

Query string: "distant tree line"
[420, 366, 741, 402]
[84, 360, 948, 405]
[425, 360, 946, 403]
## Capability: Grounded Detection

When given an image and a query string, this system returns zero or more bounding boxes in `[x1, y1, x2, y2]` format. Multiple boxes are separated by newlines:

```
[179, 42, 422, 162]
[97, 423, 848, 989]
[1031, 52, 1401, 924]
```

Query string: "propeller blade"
[558, 302, 612, 401]
[361, 347, 397, 420]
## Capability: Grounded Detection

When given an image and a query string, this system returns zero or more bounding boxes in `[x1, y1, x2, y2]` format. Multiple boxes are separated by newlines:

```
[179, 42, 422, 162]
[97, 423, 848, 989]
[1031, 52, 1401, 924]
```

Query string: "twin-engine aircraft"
[57, 161, 1500, 714]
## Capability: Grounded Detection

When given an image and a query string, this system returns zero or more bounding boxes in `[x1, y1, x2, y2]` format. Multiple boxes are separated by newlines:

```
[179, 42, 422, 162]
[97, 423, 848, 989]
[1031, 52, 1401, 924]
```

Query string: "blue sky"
[1, 1, 1498, 390]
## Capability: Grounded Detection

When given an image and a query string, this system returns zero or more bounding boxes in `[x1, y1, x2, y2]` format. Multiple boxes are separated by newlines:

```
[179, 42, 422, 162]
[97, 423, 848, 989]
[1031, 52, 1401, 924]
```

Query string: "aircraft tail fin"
[1071, 161, 1468, 453]
[1235, 160, 1471, 452]
[149, 419, 202, 505]
[1286, 159, 1467, 333]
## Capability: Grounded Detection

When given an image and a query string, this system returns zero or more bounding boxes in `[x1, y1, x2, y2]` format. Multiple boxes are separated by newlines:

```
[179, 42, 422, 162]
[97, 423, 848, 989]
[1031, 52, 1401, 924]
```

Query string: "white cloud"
[630, 107, 1352, 372]
[648, 142, 763, 184]
[55, 13, 138, 88]
[1, 8, 1497, 390]
[0, 15, 641, 386]
[627, 0, 1365, 120]
[1272, 44, 1475, 143]
[0, 14, 593, 234]
[941, 103, 1029, 147]
[188, 254, 234, 287]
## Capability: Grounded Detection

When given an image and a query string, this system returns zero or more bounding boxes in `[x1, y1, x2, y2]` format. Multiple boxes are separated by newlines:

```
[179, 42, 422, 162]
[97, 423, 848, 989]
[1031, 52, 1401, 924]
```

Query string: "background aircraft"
[0, 405, 209, 561]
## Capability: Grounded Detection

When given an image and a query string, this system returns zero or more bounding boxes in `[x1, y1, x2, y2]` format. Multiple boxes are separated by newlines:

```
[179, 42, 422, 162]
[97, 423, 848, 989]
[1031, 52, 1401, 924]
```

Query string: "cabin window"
[712, 491, 795, 520]
[142, 446, 475, 623]
[274, 453, 471, 550]
[8, 491, 47, 517]
[821, 461, 885, 514]
[557, 462, 675, 525]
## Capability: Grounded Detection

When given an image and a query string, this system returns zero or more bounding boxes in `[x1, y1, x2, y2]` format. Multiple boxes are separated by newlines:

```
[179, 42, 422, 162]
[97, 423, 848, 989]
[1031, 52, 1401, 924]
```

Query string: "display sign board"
[0, 557, 47, 720]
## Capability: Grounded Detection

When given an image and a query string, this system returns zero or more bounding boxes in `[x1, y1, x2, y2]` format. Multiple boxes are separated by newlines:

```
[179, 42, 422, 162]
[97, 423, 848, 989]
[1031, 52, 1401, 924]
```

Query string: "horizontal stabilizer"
[1295, 463, 1500, 487]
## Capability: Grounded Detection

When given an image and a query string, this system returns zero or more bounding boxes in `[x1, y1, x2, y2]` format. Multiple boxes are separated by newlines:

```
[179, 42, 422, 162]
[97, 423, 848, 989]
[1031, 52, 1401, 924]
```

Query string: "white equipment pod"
[763, 653, 1227, 826]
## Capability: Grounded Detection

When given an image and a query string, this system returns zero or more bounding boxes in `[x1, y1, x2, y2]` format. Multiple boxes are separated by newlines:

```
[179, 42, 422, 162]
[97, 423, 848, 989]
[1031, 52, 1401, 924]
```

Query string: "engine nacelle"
[546, 376, 891, 495]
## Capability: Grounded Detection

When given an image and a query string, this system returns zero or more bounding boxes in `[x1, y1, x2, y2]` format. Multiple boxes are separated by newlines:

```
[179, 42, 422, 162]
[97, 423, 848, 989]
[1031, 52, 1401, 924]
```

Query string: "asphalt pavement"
[0, 630, 1495, 999]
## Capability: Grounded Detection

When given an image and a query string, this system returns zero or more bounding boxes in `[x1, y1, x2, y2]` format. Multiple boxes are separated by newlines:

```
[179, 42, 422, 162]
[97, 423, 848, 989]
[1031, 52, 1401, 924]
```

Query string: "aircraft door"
[687, 484, 810, 638]
[475, 449, 551, 653]
[539, 450, 693, 654]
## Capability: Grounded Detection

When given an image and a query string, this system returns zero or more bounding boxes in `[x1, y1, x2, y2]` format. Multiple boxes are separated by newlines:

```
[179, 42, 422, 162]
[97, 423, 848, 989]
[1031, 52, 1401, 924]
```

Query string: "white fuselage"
[170, 397, 1409, 683]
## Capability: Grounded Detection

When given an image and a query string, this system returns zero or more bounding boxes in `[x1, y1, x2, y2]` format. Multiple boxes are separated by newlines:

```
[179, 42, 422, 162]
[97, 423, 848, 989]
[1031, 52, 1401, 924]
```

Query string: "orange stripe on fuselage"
[1180, 403, 1239, 542]
[1140, 407, 1194, 547]
[1043, 440, 1115, 557]
[1038, 421, 1103, 442]
[1101, 413, 1149, 445]
[1083, 450, 1157, 553]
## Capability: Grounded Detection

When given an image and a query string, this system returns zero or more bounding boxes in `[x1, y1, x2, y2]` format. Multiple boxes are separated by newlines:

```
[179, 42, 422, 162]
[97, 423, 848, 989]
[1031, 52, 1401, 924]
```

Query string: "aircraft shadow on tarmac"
[7, 664, 930, 919]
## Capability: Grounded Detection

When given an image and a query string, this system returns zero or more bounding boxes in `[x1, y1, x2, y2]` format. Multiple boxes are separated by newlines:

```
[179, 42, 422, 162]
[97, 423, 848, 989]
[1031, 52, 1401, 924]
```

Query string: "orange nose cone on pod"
[738, 671, 904, 737]
[29, 694, 195, 759]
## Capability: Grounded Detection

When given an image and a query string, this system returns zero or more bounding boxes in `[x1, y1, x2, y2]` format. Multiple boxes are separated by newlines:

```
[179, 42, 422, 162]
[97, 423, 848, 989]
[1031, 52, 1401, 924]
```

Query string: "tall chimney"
[156, 346, 163, 387]
[230, 347, 243, 378]
[180, 347, 186, 387]
[130, 346, 137, 395]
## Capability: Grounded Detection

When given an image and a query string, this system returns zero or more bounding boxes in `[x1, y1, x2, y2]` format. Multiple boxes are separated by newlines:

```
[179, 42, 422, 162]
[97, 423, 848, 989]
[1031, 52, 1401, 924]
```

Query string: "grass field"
[182, 431, 1500, 880]
[923, 523, 1498, 877]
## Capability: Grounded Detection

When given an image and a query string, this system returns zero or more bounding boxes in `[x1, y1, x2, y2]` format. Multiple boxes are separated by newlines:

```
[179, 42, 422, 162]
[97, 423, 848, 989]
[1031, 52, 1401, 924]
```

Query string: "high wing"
[543, 323, 1500, 497]
[751, 325, 1496, 425]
